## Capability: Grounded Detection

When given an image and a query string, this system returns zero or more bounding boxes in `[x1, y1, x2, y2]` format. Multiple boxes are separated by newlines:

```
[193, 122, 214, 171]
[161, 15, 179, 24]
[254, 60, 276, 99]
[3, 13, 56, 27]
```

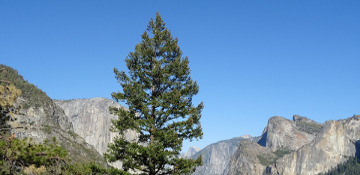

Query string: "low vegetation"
[295, 120, 323, 135]
[257, 149, 292, 166]
[0, 136, 128, 174]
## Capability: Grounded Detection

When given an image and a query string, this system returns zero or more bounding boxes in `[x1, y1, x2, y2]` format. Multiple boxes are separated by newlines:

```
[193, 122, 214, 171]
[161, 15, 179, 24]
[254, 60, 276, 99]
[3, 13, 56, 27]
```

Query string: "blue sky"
[1, 1, 360, 151]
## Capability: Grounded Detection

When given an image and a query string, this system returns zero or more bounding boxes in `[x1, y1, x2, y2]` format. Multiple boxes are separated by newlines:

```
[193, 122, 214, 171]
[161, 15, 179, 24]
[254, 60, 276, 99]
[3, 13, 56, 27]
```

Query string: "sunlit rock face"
[11, 98, 105, 165]
[276, 116, 360, 175]
[259, 116, 318, 152]
[55, 97, 121, 155]
[225, 115, 360, 175]
[54, 97, 137, 169]
[191, 135, 255, 175]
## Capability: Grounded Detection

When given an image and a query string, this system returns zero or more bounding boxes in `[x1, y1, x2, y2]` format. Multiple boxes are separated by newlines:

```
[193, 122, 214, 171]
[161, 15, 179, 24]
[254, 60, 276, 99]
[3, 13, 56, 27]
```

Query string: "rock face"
[223, 140, 273, 175]
[225, 115, 321, 175]
[54, 98, 138, 169]
[191, 135, 255, 175]
[54, 98, 127, 155]
[183, 146, 201, 158]
[276, 115, 360, 175]
[258, 116, 318, 152]
[1, 65, 105, 165]
[10, 98, 105, 165]
[225, 115, 360, 175]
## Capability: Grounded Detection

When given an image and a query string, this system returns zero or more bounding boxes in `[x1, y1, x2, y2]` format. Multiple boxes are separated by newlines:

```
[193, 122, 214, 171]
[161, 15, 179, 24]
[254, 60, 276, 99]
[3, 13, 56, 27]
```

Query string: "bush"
[0, 136, 128, 174]
[257, 149, 292, 166]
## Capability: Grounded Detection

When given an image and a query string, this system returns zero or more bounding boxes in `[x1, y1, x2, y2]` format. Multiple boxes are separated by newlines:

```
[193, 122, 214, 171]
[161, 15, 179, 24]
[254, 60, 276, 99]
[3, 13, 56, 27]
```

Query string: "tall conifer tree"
[106, 13, 203, 174]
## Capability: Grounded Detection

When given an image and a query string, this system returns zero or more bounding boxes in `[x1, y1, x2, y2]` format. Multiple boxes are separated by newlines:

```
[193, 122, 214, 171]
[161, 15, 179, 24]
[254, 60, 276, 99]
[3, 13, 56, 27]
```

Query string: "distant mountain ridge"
[2, 64, 359, 175]
[183, 146, 201, 158]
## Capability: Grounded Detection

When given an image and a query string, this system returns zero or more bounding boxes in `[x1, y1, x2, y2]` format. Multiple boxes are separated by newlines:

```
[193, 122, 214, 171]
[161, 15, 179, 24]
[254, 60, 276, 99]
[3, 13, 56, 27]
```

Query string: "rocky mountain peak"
[293, 115, 323, 135]
[258, 116, 317, 152]
[183, 146, 201, 158]
[293, 115, 312, 122]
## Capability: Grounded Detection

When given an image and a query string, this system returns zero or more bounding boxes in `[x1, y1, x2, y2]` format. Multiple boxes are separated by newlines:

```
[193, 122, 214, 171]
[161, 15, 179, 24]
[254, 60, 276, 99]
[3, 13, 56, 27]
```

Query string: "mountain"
[223, 115, 321, 175]
[275, 115, 360, 174]
[0, 64, 106, 165]
[191, 135, 256, 175]
[3, 64, 360, 174]
[224, 115, 360, 175]
[54, 98, 123, 156]
[54, 98, 137, 168]
[183, 146, 201, 158]
[257, 115, 320, 152]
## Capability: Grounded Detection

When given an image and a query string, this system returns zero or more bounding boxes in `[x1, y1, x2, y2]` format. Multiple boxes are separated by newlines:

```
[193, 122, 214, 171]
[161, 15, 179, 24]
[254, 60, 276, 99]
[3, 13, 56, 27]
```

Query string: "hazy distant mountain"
[183, 146, 201, 158]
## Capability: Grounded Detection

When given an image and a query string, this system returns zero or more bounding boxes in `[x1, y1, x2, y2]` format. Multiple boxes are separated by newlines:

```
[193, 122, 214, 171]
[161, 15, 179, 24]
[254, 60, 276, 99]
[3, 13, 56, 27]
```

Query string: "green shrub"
[257, 149, 292, 166]
[257, 154, 276, 166]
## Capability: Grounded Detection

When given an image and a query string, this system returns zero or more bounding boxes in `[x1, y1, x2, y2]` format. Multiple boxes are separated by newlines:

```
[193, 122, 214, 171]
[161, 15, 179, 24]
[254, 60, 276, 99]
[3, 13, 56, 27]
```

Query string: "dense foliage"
[0, 65, 52, 109]
[318, 156, 360, 175]
[0, 83, 21, 131]
[0, 137, 67, 174]
[106, 13, 203, 175]
[0, 136, 128, 174]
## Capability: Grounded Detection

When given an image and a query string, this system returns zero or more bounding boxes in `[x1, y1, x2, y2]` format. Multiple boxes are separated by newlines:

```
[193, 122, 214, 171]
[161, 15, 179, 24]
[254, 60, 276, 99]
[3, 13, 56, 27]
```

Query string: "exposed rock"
[276, 115, 360, 175]
[55, 98, 122, 155]
[183, 146, 201, 158]
[1, 64, 106, 165]
[223, 140, 271, 175]
[258, 116, 318, 152]
[225, 115, 321, 175]
[54, 98, 138, 169]
[10, 99, 105, 165]
[225, 115, 360, 175]
[293, 115, 323, 135]
[192, 135, 254, 175]
[240, 134, 253, 139]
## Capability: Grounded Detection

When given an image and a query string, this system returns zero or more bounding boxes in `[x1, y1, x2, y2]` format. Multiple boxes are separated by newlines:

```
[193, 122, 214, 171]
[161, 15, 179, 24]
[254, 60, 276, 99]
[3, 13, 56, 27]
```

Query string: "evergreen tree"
[106, 13, 203, 175]
[0, 83, 21, 129]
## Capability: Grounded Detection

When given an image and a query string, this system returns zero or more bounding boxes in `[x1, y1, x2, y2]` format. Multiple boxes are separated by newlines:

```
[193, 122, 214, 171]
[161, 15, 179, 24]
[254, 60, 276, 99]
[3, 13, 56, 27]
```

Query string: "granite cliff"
[225, 115, 360, 175]
[275, 115, 360, 175]
[183, 146, 201, 158]
[191, 135, 256, 175]
[54, 98, 127, 156]
[54, 98, 137, 168]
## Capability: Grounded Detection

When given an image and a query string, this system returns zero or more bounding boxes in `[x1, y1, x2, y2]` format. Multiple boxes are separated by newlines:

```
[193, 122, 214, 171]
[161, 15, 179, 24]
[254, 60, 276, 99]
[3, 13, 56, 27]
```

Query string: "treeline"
[0, 136, 127, 174]
[319, 156, 360, 175]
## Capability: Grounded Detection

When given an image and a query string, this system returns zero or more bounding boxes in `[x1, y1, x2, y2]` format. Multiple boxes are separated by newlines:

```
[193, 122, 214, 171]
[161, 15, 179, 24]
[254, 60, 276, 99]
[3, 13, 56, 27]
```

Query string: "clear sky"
[1, 1, 360, 151]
